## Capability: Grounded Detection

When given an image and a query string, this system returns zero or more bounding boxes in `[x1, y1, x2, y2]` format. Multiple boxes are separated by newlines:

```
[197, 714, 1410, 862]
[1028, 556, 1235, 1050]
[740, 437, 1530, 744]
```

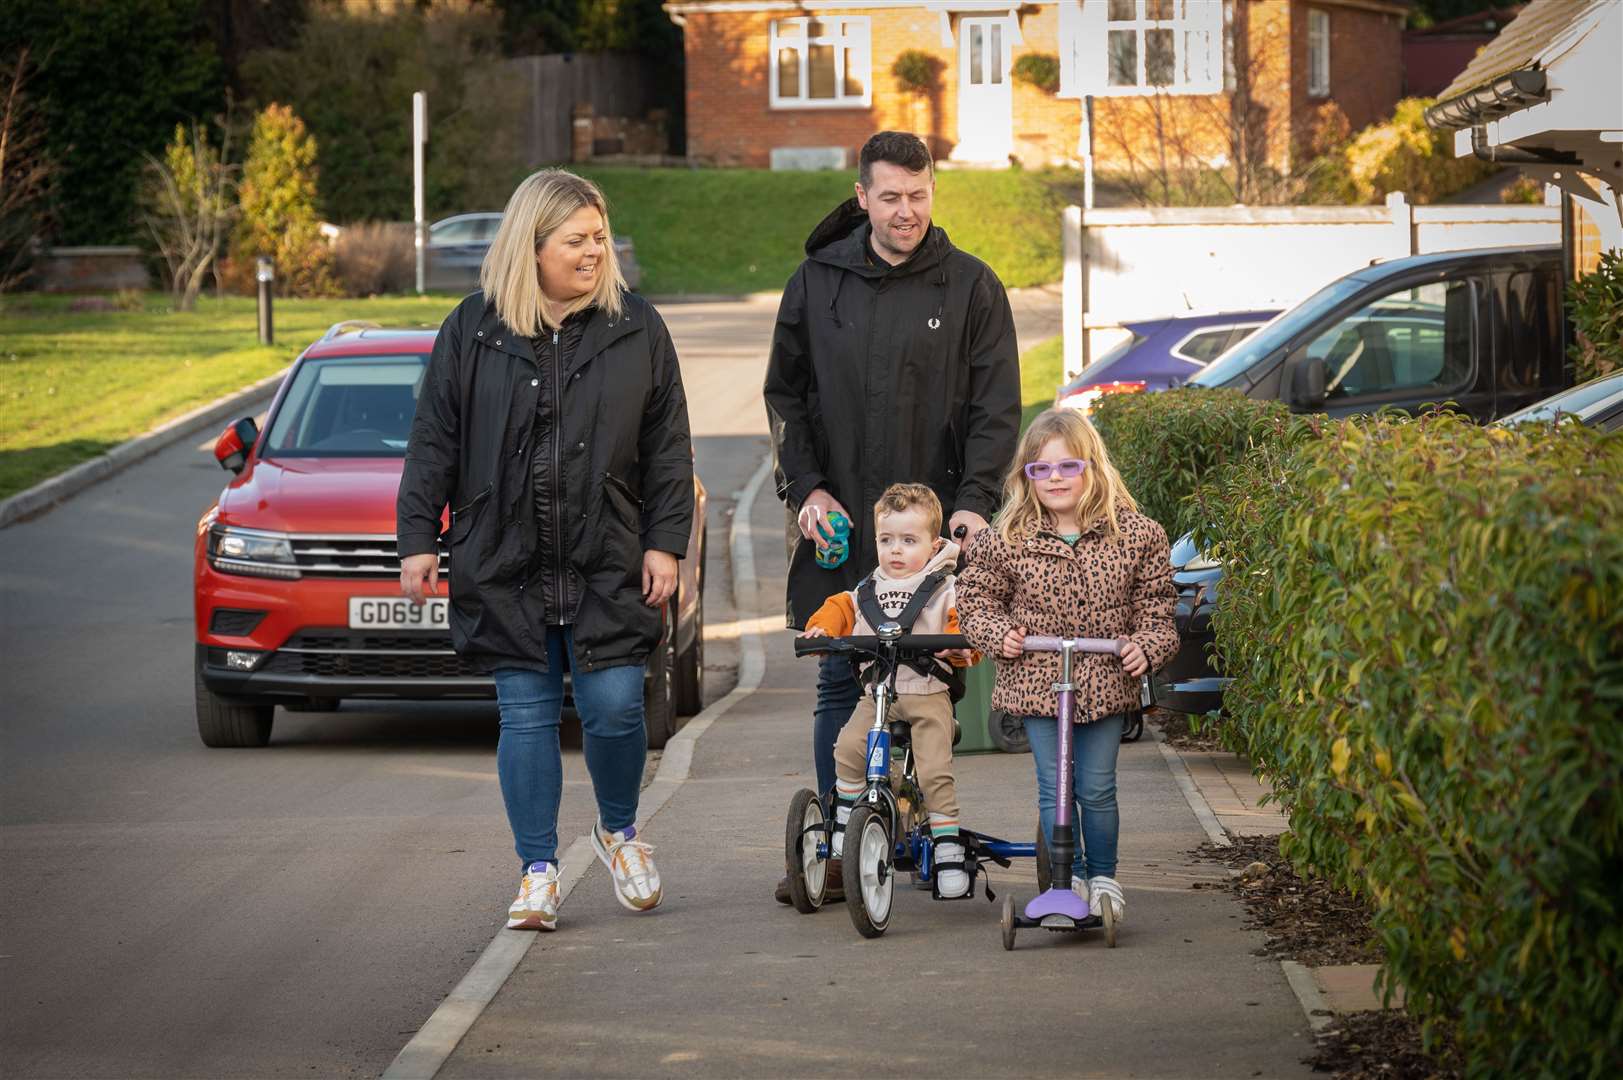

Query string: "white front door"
[953, 16, 1013, 163]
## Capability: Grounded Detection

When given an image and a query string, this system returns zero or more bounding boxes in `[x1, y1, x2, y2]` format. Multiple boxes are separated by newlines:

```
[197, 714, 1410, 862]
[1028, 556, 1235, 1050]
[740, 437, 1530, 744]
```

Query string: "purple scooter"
[1000, 634, 1125, 950]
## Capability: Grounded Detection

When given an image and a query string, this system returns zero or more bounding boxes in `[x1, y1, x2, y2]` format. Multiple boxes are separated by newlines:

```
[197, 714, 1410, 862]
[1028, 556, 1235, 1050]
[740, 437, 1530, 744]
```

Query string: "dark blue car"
[1055, 310, 1278, 413]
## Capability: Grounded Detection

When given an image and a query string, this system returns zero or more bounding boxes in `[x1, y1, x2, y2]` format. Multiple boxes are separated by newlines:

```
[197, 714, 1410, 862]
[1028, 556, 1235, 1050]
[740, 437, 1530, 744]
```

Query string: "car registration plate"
[349, 596, 448, 630]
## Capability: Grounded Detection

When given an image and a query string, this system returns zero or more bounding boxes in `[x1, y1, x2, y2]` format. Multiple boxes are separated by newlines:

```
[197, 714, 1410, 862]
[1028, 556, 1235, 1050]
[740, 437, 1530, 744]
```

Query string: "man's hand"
[797, 488, 850, 547]
[1119, 638, 1148, 677]
[643, 549, 678, 608]
[400, 552, 439, 605]
[949, 509, 990, 542]
[999, 625, 1027, 659]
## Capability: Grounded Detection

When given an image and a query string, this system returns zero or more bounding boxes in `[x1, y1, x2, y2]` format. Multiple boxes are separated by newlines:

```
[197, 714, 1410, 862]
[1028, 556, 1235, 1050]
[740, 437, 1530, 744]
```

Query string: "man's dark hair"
[858, 131, 934, 188]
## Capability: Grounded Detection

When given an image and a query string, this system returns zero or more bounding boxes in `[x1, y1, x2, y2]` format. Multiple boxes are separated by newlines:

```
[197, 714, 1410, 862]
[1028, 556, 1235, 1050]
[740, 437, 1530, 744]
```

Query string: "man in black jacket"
[764, 131, 1020, 896]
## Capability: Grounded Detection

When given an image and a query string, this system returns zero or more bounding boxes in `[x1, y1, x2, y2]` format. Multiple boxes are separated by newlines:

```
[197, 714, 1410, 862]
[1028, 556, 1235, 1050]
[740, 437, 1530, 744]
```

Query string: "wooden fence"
[503, 52, 660, 165]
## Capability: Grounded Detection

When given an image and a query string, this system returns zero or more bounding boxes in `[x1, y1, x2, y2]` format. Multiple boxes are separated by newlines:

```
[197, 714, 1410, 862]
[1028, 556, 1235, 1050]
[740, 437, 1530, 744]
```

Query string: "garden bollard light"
[256, 256, 274, 345]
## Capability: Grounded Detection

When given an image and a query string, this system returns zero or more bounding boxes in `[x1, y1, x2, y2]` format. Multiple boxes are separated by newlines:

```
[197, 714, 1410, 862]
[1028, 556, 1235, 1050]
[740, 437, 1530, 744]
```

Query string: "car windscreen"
[263, 355, 427, 457]
[1499, 372, 1623, 426]
[1188, 278, 1366, 388]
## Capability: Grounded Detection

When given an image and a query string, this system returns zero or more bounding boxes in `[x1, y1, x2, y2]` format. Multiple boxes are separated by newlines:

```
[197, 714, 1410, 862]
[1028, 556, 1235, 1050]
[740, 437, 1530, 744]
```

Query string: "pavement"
[423, 448, 1321, 1079]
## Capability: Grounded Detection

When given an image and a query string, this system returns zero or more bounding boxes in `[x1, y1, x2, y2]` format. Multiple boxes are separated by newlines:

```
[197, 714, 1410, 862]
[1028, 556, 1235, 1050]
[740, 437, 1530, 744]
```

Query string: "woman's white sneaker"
[508, 861, 560, 931]
[591, 822, 663, 912]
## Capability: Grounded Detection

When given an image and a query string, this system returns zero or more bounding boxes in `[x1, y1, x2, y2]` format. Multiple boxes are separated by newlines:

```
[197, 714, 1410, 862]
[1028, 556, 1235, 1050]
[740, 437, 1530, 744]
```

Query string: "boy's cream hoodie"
[804, 541, 974, 695]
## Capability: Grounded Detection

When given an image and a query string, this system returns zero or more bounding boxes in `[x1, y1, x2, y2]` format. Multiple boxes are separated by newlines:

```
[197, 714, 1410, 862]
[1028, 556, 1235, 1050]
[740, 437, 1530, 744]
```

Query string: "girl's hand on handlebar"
[999, 625, 1027, 659]
[1119, 639, 1148, 677]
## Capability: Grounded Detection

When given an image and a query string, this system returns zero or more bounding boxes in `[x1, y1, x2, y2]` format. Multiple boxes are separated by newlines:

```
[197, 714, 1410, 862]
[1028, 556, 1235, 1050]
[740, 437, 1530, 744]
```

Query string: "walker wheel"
[784, 788, 826, 914]
[844, 804, 894, 938]
[1000, 895, 1017, 951]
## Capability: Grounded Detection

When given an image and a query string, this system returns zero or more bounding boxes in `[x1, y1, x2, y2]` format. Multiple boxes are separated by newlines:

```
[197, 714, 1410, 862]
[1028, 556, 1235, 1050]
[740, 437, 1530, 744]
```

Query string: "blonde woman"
[397, 169, 693, 931]
[956, 408, 1176, 925]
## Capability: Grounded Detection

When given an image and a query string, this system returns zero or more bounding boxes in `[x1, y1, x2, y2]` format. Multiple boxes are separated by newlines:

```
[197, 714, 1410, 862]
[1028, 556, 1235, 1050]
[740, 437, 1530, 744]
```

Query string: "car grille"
[290, 534, 450, 579]
[262, 631, 485, 680]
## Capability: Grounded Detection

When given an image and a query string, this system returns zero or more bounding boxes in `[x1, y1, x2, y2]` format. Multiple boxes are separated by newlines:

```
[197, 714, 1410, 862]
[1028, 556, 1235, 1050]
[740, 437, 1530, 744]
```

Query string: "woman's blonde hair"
[480, 169, 626, 335]
[993, 408, 1138, 544]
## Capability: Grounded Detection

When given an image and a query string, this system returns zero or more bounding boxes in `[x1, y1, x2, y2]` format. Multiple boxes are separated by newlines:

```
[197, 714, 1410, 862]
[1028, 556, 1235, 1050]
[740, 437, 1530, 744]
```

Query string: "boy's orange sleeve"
[944, 607, 981, 667]
[805, 592, 857, 637]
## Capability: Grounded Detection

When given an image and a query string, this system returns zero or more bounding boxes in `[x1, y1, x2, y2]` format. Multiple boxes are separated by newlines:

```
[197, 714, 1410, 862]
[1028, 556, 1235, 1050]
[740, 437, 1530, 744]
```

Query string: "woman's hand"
[643, 549, 678, 608]
[999, 625, 1027, 659]
[400, 552, 439, 605]
[1119, 639, 1148, 677]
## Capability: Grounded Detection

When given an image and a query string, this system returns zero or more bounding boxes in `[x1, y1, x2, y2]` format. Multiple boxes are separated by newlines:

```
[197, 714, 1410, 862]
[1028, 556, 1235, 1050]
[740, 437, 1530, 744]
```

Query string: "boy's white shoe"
[507, 861, 560, 931]
[591, 822, 662, 912]
[935, 838, 970, 898]
[832, 802, 852, 859]
[1088, 875, 1125, 924]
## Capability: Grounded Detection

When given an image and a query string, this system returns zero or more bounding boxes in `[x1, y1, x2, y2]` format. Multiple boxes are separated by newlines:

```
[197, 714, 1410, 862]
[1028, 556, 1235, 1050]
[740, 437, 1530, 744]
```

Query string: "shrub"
[891, 49, 943, 94]
[1011, 54, 1060, 94]
[1090, 387, 1303, 537]
[138, 119, 237, 312]
[1319, 98, 1495, 205]
[230, 103, 338, 299]
[333, 222, 414, 297]
[1203, 410, 1623, 1076]
[1567, 250, 1623, 383]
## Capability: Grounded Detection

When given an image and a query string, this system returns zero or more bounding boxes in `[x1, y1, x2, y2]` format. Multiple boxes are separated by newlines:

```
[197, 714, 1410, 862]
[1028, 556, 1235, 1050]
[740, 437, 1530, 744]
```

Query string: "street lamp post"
[256, 256, 274, 345]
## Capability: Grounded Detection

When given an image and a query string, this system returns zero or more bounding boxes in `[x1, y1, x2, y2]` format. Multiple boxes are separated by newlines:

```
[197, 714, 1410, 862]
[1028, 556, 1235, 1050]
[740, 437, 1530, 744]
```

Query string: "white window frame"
[1059, 0, 1224, 99]
[768, 16, 873, 110]
[1307, 8, 1330, 97]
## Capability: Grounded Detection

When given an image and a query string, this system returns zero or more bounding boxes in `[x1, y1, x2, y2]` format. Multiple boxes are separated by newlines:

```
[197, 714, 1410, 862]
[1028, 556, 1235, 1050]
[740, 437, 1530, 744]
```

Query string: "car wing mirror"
[1290, 355, 1327, 408]
[213, 416, 260, 474]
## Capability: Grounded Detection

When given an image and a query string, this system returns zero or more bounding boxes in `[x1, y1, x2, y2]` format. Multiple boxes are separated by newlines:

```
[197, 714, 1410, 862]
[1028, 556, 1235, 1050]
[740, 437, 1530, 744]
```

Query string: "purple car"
[1056, 310, 1278, 413]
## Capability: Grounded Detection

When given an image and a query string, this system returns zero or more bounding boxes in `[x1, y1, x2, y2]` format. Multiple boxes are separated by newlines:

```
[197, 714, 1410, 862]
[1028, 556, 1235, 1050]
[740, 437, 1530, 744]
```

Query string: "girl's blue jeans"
[493, 627, 646, 869]
[1022, 713, 1123, 880]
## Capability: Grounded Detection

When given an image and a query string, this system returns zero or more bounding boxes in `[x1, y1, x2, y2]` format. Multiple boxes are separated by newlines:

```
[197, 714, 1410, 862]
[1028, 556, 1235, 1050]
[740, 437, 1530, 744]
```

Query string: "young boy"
[803, 484, 977, 898]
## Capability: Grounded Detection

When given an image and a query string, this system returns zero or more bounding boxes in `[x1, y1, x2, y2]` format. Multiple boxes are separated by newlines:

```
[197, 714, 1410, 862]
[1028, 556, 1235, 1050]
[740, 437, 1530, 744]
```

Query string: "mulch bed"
[1193, 833, 1460, 1078]
[1149, 708, 1227, 752]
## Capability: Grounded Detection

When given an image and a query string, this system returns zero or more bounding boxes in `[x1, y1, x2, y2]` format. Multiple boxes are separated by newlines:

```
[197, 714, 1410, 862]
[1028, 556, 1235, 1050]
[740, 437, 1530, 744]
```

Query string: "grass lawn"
[578, 166, 1070, 294]
[0, 293, 460, 501]
[1020, 335, 1064, 432]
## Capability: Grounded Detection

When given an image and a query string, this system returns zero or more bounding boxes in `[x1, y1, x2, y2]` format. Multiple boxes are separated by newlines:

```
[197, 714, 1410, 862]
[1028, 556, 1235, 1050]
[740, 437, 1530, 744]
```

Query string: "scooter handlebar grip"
[1022, 635, 1124, 655]
[793, 634, 969, 656]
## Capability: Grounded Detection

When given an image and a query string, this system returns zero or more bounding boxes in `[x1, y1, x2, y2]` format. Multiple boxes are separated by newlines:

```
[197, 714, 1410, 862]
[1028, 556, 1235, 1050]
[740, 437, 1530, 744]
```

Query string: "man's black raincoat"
[763, 198, 1020, 629]
[398, 290, 693, 673]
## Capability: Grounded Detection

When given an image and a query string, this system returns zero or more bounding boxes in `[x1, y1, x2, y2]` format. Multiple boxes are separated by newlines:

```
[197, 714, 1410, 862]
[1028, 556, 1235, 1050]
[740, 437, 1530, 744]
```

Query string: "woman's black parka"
[397, 289, 693, 674]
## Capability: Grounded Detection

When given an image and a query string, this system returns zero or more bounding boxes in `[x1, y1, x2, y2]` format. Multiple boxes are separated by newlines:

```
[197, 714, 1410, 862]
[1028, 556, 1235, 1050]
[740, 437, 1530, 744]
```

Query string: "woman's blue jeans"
[813, 654, 864, 795]
[1022, 713, 1123, 880]
[493, 627, 646, 869]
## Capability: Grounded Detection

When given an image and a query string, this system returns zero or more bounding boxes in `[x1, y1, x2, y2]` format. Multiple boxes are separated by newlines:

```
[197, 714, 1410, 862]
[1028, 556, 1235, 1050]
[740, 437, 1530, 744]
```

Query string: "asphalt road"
[0, 289, 1061, 1079]
[0, 300, 776, 1080]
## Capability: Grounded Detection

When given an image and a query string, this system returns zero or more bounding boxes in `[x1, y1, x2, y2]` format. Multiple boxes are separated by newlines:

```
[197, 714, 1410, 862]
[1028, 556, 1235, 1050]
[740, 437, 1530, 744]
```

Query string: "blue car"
[1056, 310, 1278, 413]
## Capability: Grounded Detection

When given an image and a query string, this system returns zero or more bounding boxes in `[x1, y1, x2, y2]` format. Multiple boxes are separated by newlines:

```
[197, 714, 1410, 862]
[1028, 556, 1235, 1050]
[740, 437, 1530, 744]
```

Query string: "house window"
[769, 17, 872, 109]
[1064, 0, 1223, 97]
[1307, 9, 1330, 97]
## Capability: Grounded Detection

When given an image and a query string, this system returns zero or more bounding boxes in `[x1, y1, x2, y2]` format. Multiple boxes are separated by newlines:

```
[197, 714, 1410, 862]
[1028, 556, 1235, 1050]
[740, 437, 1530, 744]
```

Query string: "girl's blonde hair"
[480, 169, 626, 335]
[993, 408, 1138, 544]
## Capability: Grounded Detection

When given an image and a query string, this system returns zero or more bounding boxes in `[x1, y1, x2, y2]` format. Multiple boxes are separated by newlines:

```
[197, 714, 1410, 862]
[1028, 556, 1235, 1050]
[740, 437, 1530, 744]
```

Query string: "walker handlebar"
[1022, 635, 1125, 656]
[793, 634, 969, 658]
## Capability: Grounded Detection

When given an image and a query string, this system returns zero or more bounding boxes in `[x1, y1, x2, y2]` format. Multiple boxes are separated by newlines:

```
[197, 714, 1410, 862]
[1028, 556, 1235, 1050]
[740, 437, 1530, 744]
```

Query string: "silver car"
[425, 211, 642, 293]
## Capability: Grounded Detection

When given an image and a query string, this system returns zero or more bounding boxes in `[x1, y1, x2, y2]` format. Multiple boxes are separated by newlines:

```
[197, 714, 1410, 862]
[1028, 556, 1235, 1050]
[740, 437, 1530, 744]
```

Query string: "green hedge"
[1201, 411, 1623, 1076]
[1091, 386, 1307, 537]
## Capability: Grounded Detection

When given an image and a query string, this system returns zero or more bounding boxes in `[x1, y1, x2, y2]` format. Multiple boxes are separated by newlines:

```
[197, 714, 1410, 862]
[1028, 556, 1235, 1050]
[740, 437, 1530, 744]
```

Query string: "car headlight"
[209, 526, 300, 579]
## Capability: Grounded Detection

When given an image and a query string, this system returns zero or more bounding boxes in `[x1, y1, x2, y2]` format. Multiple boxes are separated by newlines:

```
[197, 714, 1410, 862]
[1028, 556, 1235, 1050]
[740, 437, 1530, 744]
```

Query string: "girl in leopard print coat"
[958, 408, 1177, 925]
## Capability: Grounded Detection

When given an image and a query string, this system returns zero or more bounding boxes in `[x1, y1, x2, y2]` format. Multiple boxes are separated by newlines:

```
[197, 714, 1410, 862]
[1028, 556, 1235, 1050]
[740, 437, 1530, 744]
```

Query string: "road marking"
[381, 454, 772, 1080]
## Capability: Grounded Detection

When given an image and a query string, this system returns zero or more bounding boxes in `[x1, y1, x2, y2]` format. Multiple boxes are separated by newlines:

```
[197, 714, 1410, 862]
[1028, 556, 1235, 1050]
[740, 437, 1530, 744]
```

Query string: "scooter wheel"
[1000, 895, 1017, 951]
[844, 805, 894, 938]
[1101, 894, 1118, 948]
[784, 788, 826, 914]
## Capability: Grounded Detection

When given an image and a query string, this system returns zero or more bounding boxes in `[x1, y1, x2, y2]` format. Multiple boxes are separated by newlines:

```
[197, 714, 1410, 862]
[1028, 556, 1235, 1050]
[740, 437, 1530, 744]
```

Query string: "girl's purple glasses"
[1024, 458, 1089, 480]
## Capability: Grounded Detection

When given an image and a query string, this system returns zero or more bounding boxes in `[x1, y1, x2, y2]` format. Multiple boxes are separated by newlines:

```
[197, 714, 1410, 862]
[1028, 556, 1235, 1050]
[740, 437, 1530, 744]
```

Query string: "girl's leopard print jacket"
[958, 510, 1178, 723]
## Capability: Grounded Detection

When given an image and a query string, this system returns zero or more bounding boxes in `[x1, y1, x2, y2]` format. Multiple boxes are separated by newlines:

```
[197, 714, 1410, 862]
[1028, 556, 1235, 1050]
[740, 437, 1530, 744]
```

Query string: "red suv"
[193, 322, 707, 749]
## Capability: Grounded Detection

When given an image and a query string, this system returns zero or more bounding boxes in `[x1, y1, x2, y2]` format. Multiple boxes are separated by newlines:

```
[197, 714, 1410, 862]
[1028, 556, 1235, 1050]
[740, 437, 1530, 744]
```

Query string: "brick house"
[664, 1, 1409, 172]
